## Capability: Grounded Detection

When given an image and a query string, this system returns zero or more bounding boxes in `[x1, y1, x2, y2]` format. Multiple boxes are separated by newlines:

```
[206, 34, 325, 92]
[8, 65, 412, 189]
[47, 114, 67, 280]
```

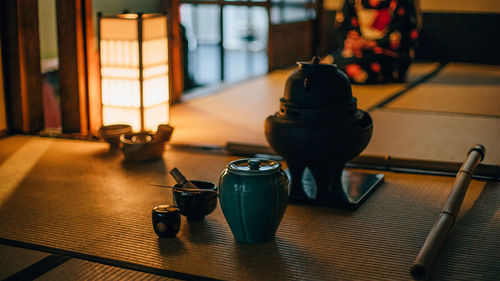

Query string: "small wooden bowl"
[120, 133, 165, 161]
[98, 124, 132, 147]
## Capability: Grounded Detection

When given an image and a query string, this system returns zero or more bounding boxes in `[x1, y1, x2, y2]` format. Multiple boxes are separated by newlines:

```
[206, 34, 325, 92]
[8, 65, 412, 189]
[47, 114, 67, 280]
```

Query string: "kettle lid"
[282, 56, 353, 108]
[297, 56, 337, 71]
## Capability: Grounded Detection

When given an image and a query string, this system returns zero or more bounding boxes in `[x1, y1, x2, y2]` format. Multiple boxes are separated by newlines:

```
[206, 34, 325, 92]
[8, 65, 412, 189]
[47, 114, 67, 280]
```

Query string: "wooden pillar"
[314, 0, 325, 55]
[56, 0, 89, 134]
[266, 0, 273, 72]
[166, 0, 184, 103]
[0, 0, 44, 133]
[83, 0, 102, 134]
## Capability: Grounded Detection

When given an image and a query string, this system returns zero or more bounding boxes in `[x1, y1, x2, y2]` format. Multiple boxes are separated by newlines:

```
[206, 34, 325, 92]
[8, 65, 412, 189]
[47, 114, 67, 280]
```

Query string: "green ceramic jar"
[219, 158, 289, 243]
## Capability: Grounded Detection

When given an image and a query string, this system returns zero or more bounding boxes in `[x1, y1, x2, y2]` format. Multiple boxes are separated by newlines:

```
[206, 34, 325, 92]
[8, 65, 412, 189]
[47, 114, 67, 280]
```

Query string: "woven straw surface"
[387, 63, 500, 117]
[169, 63, 438, 146]
[366, 109, 500, 166]
[37, 258, 180, 281]
[0, 244, 49, 279]
[0, 136, 498, 280]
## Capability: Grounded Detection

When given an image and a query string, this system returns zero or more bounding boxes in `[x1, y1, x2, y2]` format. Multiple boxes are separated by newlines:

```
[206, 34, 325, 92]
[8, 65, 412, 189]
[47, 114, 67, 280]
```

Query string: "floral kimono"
[331, 0, 419, 84]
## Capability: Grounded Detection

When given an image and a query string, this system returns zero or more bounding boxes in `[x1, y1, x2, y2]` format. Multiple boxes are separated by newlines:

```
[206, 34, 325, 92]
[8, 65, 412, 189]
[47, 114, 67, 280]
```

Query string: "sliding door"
[176, 0, 318, 91]
[268, 0, 318, 70]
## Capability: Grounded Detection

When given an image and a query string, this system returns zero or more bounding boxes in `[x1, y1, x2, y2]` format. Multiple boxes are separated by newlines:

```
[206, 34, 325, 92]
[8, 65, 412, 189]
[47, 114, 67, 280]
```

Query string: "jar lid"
[153, 205, 179, 213]
[227, 158, 281, 175]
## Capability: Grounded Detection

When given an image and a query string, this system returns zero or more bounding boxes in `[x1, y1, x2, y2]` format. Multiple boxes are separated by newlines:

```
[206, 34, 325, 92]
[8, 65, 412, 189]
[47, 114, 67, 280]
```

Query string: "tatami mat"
[167, 61, 500, 171]
[0, 136, 499, 280]
[170, 69, 287, 146]
[37, 259, 179, 281]
[0, 244, 49, 279]
[364, 109, 500, 166]
[353, 62, 439, 110]
[0, 135, 31, 165]
[386, 63, 500, 116]
[170, 63, 439, 146]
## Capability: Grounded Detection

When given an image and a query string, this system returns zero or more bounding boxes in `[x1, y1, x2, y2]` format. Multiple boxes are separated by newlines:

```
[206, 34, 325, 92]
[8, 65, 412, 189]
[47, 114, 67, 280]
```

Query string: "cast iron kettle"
[264, 57, 373, 206]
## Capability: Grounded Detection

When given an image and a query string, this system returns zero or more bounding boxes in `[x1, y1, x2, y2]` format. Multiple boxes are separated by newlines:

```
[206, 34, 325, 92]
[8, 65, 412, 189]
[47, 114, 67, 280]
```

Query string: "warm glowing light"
[99, 14, 169, 132]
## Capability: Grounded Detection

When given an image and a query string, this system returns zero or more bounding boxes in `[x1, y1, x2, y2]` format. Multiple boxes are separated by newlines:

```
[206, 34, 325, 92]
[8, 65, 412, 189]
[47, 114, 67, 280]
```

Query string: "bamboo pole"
[410, 145, 485, 281]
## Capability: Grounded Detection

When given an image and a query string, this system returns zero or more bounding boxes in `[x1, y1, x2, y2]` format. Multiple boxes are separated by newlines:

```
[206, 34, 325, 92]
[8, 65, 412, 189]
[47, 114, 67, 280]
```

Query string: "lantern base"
[285, 168, 384, 209]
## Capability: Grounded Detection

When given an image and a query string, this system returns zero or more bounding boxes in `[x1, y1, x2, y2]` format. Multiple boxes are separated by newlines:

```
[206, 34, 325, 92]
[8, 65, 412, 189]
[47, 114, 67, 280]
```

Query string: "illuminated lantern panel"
[99, 13, 169, 132]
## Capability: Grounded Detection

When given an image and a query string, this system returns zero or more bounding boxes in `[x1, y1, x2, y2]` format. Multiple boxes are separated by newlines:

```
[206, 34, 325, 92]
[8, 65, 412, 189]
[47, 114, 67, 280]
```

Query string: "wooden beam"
[83, 0, 101, 134]
[266, 0, 273, 72]
[0, 0, 44, 133]
[180, 0, 267, 6]
[314, 0, 325, 55]
[56, 0, 88, 134]
[166, 0, 184, 103]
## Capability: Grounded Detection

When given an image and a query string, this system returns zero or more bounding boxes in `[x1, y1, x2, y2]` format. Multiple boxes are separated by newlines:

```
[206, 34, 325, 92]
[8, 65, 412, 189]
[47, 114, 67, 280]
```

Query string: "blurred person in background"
[322, 0, 420, 84]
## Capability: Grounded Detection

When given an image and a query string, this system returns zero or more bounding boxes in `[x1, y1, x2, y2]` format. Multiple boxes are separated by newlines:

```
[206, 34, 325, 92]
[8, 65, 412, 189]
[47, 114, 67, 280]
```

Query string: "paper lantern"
[98, 13, 169, 132]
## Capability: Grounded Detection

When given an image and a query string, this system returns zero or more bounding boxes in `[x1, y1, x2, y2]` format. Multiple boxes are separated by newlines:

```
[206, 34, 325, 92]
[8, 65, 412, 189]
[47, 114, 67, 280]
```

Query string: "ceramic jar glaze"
[219, 158, 288, 243]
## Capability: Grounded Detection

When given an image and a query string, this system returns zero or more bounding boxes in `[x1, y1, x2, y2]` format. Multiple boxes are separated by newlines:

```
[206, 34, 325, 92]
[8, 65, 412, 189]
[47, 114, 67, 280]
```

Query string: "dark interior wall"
[417, 13, 500, 64]
[321, 10, 500, 65]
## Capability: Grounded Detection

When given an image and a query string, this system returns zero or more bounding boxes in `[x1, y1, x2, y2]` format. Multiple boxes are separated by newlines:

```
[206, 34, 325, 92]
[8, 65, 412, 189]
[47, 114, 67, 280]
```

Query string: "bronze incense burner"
[265, 57, 383, 208]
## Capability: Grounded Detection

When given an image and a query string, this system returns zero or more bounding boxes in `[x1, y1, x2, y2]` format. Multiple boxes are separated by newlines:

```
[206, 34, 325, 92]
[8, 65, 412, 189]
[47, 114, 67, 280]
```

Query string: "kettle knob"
[248, 159, 262, 170]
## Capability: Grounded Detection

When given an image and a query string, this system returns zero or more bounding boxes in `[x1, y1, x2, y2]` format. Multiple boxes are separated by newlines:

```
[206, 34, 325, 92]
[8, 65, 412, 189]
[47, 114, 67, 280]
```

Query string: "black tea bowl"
[173, 180, 218, 221]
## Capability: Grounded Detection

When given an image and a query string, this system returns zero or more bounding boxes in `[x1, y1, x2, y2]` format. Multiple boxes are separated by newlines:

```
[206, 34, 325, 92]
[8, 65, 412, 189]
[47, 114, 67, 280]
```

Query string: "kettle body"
[265, 58, 373, 206]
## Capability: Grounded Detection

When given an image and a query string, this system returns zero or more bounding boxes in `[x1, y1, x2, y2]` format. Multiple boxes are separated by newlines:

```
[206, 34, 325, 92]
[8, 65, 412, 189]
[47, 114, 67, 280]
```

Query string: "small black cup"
[152, 205, 181, 238]
[173, 180, 218, 221]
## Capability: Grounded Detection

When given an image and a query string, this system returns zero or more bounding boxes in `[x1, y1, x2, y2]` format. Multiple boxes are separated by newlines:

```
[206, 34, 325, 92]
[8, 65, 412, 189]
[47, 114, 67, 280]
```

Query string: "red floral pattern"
[369, 0, 382, 7]
[370, 62, 382, 73]
[372, 9, 392, 31]
[330, 0, 419, 84]
[351, 17, 359, 27]
[346, 64, 362, 78]
[410, 29, 419, 40]
[397, 7, 405, 16]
